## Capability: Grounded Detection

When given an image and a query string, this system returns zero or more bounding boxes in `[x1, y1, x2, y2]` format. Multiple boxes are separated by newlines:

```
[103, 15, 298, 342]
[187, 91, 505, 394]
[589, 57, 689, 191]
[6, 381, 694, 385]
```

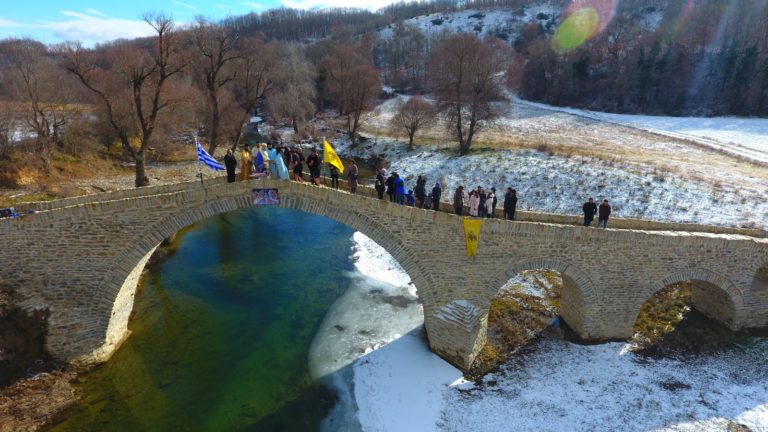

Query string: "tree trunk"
[408, 131, 415, 150]
[348, 113, 358, 147]
[134, 153, 149, 187]
[292, 115, 298, 133]
[459, 140, 470, 155]
[208, 96, 220, 155]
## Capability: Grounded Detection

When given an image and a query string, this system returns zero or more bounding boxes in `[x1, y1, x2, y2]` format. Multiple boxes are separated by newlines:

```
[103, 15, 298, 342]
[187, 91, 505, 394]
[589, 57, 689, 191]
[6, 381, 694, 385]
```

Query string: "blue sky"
[0, 0, 395, 46]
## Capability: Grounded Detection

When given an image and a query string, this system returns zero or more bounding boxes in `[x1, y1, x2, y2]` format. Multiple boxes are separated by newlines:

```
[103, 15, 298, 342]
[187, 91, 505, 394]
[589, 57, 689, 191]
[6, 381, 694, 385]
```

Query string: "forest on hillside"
[0, 0, 767, 190]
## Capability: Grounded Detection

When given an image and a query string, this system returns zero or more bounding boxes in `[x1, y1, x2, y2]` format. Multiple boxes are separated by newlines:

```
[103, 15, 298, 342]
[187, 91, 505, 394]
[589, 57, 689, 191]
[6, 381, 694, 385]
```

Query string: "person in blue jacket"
[393, 173, 406, 205]
[406, 189, 415, 206]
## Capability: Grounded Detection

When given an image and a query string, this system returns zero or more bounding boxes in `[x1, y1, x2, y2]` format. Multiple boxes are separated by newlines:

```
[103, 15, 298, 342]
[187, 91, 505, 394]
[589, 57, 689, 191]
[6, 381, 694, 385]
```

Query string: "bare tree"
[6, 39, 73, 157]
[322, 43, 381, 146]
[268, 43, 316, 133]
[226, 37, 277, 150]
[429, 34, 508, 155]
[59, 13, 186, 187]
[390, 96, 434, 150]
[190, 19, 239, 155]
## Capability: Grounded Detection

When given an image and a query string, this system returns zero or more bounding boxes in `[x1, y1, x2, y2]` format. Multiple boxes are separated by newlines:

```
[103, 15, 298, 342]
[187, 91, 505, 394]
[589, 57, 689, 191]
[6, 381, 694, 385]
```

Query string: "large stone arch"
[635, 269, 745, 330]
[86, 181, 440, 364]
[486, 259, 598, 340]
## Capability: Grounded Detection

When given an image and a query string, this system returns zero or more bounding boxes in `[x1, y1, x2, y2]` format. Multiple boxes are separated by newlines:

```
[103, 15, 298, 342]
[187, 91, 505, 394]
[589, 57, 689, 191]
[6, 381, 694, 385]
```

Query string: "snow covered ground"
[312, 233, 768, 432]
[328, 95, 768, 229]
[305, 97, 768, 430]
[514, 97, 768, 165]
[375, 5, 561, 41]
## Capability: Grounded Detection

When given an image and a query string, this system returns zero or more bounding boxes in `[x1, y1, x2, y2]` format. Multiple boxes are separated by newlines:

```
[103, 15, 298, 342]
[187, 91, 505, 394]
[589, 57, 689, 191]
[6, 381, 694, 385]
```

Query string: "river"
[46, 206, 422, 431]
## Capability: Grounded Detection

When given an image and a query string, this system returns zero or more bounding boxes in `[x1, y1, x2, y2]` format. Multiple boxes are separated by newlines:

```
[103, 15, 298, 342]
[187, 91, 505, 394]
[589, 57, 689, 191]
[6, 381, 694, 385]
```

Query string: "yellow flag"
[463, 218, 483, 257]
[323, 139, 344, 173]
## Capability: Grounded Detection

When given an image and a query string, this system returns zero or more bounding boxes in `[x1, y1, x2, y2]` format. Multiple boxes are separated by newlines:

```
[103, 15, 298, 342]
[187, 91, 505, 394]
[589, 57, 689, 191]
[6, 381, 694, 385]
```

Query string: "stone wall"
[2, 177, 767, 371]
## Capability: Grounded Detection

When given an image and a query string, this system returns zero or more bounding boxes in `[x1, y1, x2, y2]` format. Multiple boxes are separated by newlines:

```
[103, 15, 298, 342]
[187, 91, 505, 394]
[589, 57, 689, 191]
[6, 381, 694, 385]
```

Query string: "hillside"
[372, 0, 768, 116]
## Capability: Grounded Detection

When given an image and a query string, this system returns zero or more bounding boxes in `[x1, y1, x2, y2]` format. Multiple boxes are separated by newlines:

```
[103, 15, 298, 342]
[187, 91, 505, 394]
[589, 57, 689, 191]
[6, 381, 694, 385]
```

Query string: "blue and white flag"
[196, 137, 225, 171]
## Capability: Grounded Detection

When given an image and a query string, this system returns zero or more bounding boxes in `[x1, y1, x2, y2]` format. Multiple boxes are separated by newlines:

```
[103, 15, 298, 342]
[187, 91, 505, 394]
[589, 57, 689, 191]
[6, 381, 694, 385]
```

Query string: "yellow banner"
[463, 218, 483, 257]
[323, 139, 345, 173]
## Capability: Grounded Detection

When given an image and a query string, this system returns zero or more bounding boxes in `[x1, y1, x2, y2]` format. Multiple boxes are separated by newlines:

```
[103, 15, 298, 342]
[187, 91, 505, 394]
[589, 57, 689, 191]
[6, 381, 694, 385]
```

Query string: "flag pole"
[322, 137, 327, 187]
[195, 134, 204, 185]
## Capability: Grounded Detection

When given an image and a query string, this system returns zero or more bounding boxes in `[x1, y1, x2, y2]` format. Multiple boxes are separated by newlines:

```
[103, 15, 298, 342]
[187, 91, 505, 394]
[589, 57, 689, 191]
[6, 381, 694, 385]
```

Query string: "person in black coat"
[490, 187, 498, 218]
[414, 175, 427, 208]
[583, 197, 598, 226]
[385, 173, 396, 202]
[224, 148, 237, 183]
[478, 187, 487, 217]
[504, 188, 517, 220]
[598, 199, 612, 228]
[329, 165, 340, 189]
[431, 181, 442, 211]
[375, 168, 386, 200]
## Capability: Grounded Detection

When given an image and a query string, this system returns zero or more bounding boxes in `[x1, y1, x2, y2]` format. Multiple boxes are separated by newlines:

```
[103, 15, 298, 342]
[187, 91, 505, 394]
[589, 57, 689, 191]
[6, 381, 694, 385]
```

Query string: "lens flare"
[553, 7, 600, 52]
[552, 0, 618, 53]
[666, 0, 695, 41]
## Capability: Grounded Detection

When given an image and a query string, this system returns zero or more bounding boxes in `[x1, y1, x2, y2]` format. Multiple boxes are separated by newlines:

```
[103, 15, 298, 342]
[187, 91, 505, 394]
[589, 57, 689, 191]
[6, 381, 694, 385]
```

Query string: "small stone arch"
[751, 260, 768, 291]
[488, 259, 597, 339]
[641, 269, 744, 329]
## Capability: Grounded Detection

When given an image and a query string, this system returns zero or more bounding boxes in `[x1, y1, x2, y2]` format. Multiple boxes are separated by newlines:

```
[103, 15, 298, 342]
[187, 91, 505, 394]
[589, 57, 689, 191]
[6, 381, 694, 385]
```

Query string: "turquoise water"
[47, 207, 355, 432]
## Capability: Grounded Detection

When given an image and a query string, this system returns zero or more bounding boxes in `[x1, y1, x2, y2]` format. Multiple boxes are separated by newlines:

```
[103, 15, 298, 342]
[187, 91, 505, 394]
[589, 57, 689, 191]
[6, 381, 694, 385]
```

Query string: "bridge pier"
[425, 301, 488, 370]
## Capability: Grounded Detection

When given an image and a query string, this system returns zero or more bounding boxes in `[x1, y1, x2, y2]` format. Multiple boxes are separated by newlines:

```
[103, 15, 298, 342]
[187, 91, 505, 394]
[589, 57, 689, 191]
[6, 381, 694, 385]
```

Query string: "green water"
[47, 207, 354, 432]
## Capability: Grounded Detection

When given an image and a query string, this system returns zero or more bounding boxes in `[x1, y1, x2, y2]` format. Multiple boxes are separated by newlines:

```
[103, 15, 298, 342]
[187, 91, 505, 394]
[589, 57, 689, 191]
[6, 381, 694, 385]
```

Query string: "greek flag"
[196, 137, 225, 171]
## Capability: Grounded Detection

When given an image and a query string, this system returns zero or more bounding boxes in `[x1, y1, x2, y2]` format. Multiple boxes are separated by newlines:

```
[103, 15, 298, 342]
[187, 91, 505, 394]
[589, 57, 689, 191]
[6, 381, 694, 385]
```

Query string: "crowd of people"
[224, 144, 613, 228]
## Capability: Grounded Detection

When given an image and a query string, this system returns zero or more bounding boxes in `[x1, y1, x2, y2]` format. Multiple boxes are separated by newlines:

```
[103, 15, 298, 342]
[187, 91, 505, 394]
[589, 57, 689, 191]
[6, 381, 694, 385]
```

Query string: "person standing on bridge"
[348, 159, 359, 194]
[469, 189, 480, 217]
[478, 187, 487, 218]
[415, 175, 427, 208]
[504, 188, 517, 220]
[598, 199, 611, 228]
[432, 181, 442, 211]
[291, 148, 304, 182]
[485, 189, 495, 218]
[583, 197, 598, 227]
[454, 186, 465, 215]
[386, 172, 396, 202]
[375, 168, 386, 199]
[329, 164, 340, 189]
[240, 144, 253, 181]
[307, 148, 321, 185]
[224, 148, 237, 183]
[490, 187, 498, 217]
[393, 173, 406, 205]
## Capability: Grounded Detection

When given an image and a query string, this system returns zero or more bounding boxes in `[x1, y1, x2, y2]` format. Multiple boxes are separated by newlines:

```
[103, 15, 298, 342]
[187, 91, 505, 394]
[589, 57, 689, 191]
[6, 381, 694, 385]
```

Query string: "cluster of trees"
[0, 15, 386, 187]
[3, 0, 767, 190]
[518, 0, 768, 116]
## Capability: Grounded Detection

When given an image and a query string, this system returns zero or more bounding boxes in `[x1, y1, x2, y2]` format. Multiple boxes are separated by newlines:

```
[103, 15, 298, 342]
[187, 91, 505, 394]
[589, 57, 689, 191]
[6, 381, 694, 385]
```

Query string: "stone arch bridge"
[1, 178, 767, 371]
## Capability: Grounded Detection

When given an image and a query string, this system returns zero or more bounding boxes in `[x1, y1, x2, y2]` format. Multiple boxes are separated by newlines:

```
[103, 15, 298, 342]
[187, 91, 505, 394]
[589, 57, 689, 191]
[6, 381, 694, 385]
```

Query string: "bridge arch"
[634, 269, 744, 330]
[486, 259, 597, 339]
[751, 260, 768, 291]
[86, 182, 441, 364]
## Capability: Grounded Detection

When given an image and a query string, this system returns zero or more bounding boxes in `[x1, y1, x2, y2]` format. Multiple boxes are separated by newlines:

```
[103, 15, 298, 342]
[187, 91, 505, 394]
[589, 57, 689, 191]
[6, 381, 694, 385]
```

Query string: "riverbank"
[0, 371, 77, 432]
[0, 161, 207, 432]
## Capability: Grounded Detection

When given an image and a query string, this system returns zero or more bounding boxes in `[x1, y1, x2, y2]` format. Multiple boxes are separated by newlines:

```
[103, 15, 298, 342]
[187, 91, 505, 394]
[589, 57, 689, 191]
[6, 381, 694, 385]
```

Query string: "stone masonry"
[1, 177, 767, 371]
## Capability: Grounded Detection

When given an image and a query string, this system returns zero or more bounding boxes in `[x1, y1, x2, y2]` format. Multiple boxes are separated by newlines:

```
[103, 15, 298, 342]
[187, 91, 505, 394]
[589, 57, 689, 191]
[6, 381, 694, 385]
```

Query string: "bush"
[0, 161, 18, 188]
[431, 18, 443, 25]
